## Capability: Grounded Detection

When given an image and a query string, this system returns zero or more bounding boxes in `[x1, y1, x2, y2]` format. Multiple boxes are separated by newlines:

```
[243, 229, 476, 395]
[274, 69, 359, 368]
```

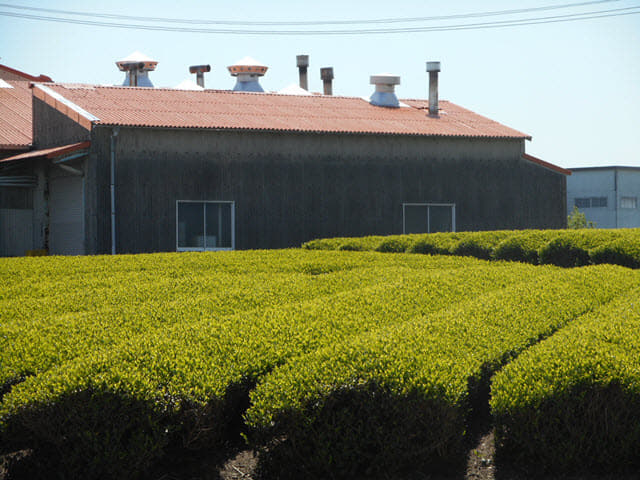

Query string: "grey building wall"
[567, 167, 640, 228]
[85, 126, 566, 254]
[0, 187, 33, 256]
[0, 159, 37, 256]
[33, 97, 90, 149]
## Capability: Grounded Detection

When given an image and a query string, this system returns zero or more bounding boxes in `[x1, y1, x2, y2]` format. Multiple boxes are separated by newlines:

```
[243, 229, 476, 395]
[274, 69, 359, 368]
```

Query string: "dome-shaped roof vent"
[116, 51, 157, 87]
[227, 56, 268, 92]
[369, 73, 401, 108]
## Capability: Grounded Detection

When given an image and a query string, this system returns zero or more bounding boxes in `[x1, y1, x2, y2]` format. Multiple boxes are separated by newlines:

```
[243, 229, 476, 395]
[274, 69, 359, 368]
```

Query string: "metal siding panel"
[49, 175, 85, 255]
[0, 208, 33, 256]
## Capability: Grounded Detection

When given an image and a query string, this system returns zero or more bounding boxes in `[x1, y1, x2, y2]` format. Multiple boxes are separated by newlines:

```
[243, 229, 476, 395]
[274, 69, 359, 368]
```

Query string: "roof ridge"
[49, 82, 388, 101]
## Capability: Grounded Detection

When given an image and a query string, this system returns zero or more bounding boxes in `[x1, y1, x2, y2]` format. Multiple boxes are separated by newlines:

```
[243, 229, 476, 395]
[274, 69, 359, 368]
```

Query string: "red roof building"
[0, 64, 53, 158]
[1, 71, 568, 256]
[30, 83, 531, 139]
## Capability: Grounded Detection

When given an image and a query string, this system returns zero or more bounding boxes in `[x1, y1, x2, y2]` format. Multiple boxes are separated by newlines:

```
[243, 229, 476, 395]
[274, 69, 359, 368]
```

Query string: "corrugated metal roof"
[0, 80, 32, 149]
[39, 84, 531, 139]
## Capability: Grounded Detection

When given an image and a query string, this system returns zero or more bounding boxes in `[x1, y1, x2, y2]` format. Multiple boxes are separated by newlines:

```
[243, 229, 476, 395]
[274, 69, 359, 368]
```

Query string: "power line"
[0, 5, 638, 35]
[0, 0, 624, 26]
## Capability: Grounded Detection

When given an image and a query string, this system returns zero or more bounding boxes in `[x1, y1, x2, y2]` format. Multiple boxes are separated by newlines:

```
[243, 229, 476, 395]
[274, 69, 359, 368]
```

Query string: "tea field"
[1, 245, 639, 479]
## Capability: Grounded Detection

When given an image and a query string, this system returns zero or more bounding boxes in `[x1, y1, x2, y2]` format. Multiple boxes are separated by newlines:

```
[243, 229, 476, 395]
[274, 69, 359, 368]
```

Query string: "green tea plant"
[491, 282, 640, 474]
[245, 265, 638, 479]
[0, 251, 525, 478]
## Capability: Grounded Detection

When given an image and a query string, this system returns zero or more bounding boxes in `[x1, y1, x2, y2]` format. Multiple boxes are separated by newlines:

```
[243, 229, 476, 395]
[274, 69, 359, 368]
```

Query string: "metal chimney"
[320, 67, 334, 95]
[228, 56, 268, 92]
[189, 65, 211, 88]
[369, 73, 401, 108]
[296, 55, 309, 91]
[426, 61, 441, 116]
[116, 51, 158, 87]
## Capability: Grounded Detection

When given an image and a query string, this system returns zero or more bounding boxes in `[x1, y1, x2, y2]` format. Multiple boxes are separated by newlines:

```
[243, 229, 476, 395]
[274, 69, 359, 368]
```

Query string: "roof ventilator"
[320, 67, 334, 95]
[228, 57, 268, 92]
[296, 55, 309, 91]
[426, 61, 440, 116]
[369, 73, 400, 108]
[116, 51, 158, 87]
[189, 65, 211, 88]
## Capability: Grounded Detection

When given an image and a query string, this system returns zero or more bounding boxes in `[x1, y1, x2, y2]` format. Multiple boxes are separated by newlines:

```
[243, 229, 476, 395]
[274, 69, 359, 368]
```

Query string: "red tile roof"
[36, 84, 531, 140]
[0, 80, 32, 150]
[0, 141, 91, 163]
[0, 64, 53, 82]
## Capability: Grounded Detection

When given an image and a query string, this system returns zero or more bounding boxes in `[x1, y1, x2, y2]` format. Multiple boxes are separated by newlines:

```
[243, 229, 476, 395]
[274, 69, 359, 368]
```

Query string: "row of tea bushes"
[244, 265, 639, 479]
[1, 252, 529, 478]
[302, 228, 640, 268]
[491, 284, 640, 475]
[3, 250, 639, 479]
[0, 250, 404, 396]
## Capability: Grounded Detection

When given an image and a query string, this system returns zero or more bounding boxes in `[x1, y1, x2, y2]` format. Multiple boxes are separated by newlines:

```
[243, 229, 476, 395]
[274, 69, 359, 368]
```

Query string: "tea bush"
[491, 283, 640, 474]
[303, 228, 640, 269]
[245, 265, 637, 479]
[1, 251, 524, 477]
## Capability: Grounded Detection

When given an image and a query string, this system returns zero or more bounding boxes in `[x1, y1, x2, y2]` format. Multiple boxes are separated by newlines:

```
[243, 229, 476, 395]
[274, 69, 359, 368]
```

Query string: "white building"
[567, 166, 640, 228]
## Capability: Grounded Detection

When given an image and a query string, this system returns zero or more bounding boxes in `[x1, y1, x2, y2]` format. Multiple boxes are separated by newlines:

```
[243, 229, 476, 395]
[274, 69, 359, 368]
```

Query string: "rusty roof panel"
[40, 84, 531, 140]
[0, 80, 32, 149]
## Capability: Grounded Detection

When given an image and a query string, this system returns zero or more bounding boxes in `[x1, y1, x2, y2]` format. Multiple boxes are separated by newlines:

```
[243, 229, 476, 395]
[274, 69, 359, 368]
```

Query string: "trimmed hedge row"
[1, 252, 527, 478]
[303, 228, 640, 268]
[490, 283, 640, 475]
[3, 250, 639, 479]
[244, 265, 638, 479]
[1, 250, 404, 396]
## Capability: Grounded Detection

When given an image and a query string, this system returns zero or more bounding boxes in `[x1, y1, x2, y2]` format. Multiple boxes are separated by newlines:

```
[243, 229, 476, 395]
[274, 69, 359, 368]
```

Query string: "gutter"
[614, 167, 619, 228]
[110, 127, 119, 255]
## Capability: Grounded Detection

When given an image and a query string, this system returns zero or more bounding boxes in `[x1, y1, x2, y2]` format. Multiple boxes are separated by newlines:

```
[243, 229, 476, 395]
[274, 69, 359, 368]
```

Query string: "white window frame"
[620, 196, 637, 209]
[176, 200, 235, 252]
[402, 203, 456, 234]
[575, 197, 608, 208]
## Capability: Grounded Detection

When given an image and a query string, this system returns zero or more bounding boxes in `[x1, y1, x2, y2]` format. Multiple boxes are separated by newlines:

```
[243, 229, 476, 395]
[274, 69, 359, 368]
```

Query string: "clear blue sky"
[1, 0, 638, 168]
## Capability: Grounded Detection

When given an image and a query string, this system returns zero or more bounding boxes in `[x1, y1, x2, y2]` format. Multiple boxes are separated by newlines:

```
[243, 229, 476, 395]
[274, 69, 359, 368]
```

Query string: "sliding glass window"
[403, 203, 455, 234]
[177, 201, 234, 251]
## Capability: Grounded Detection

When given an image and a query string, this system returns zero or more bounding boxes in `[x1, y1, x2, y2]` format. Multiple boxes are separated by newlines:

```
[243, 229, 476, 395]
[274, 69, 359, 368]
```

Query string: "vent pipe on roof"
[228, 57, 268, 92]
[426, 61, 440, 116]
[320, 67, 334, 95]
[116, 51, 157, 87]
[189, 65, 211, 88]
[119, 62, 145, 87]
[296, 55, 309, 91]
[369, 73, 400, 108]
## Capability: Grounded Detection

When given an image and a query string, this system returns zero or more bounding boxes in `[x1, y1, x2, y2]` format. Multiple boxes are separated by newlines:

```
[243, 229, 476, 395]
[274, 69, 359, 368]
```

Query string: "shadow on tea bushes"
[494, 382, 640, 475]
[590, 239, 640, 269]
[254, 382, 468, 480]
[0, 379, 257, 480]
[0, 389, 170, 480]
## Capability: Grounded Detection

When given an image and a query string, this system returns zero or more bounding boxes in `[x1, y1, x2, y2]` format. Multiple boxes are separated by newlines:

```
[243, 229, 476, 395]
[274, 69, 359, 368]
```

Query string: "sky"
[0, 0, 639, 169]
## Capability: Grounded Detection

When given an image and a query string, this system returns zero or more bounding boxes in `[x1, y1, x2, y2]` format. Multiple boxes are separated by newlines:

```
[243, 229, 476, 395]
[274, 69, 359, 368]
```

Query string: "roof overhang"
[0, 141, 91, 164]
[522, 153, 571, 176]
[570, 165, 640, 172]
